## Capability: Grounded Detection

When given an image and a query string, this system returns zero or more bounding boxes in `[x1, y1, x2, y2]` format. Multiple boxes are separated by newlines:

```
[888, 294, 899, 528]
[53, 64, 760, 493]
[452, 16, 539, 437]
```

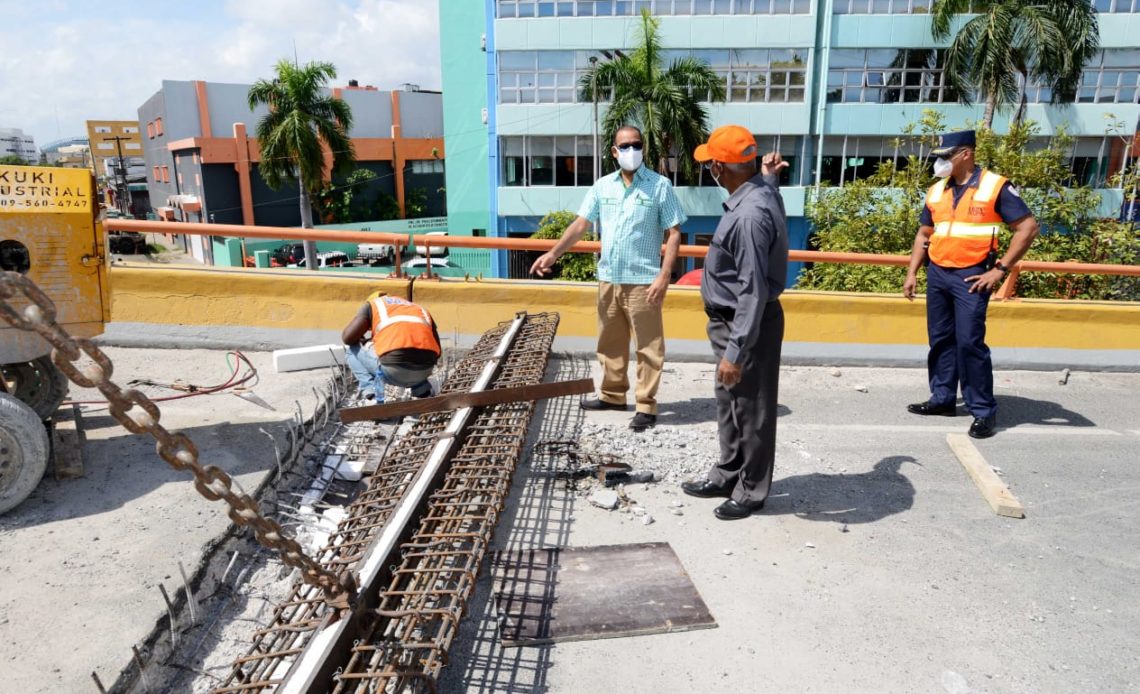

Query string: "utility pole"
[105, 135, 132, 215]
[589, 56, 599, 183]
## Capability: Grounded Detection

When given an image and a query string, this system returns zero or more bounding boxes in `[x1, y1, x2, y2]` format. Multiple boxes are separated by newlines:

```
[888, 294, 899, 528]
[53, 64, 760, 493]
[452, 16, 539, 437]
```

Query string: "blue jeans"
[925, 263, 997, 419]
[345, 344, 433, 401]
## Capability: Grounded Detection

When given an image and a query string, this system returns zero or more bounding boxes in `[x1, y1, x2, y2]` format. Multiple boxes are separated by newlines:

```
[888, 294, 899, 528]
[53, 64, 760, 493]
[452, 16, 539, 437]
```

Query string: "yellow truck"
[0, 164, 109, 513]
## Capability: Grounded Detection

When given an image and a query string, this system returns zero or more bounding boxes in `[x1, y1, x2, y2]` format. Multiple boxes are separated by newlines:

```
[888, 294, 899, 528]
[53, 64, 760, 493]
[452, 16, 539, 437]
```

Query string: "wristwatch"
[994, 260, 1009, 274]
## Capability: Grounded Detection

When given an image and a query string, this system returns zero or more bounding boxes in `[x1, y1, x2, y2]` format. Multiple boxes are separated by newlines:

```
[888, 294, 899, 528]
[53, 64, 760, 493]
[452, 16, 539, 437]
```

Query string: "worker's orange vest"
[925, 169, 1006, 268]
[369, 296, 440, 358]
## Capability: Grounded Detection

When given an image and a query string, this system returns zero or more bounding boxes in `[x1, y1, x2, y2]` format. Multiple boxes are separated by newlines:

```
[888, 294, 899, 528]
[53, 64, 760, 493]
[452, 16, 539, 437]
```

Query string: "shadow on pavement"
[996, 395, 1095, 428]
[764, 455, 919, 525]
[661, 397, 791, 424]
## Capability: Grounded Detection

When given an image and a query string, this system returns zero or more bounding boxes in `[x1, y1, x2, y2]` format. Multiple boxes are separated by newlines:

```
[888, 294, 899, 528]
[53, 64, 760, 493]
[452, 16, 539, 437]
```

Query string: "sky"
[0, 0, 441, 148]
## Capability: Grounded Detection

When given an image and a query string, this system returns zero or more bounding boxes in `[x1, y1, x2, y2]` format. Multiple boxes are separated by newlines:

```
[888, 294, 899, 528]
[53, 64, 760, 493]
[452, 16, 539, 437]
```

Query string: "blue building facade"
[440, 0, 1140, 280]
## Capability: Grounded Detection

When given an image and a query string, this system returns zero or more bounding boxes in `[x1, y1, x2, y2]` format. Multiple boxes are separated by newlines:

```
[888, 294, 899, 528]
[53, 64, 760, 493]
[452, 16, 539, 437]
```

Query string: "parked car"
[273, 243, 306, 266]
[294, 251, 350, 269]
[402, 256, 450, 270]
[410, 231, 449, 258]
[107, 231, 147, 255]
[356, 242, 397, 265]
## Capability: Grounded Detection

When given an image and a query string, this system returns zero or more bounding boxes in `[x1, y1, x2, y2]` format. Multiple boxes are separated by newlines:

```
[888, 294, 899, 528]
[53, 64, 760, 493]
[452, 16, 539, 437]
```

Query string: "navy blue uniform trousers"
[925, 262, 997, 419]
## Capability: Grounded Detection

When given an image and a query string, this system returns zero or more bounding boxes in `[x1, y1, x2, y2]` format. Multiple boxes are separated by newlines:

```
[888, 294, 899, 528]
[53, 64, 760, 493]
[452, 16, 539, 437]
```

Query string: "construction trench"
[101, 311, 566, 693]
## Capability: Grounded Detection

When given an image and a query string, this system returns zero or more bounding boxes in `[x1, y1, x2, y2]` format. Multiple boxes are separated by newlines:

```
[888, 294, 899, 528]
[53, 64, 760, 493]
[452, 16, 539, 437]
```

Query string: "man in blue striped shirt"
[530, 125, 686, 431]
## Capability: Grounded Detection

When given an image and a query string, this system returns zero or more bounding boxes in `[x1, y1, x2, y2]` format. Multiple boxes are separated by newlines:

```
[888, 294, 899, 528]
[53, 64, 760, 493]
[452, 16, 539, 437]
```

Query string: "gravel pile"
[578, 421, 720, 484]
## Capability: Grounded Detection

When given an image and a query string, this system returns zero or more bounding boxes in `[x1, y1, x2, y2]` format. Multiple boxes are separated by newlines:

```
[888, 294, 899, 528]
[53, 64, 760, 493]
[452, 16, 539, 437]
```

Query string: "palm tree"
[579, 9, 726, 182]
[248, 59, 355, 269]
[931, 0, 1099, 128]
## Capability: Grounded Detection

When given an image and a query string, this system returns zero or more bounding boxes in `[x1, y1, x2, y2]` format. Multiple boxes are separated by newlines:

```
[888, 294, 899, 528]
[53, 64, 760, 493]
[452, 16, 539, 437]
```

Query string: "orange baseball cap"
[693, 125, 758, 164]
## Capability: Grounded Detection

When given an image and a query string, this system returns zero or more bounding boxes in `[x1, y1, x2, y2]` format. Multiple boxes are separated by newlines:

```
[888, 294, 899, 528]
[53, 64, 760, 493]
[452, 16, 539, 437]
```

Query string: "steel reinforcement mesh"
[215, 312, 560, 693]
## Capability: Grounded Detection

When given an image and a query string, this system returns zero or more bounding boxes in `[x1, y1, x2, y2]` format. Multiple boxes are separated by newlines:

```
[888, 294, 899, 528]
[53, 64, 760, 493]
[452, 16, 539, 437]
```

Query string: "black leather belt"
[704, 305, 735, 322]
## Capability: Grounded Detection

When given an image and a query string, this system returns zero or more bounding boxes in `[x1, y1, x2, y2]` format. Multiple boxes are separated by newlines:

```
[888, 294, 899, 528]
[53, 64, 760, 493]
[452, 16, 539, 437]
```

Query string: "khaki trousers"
[596, 281, 664, 415]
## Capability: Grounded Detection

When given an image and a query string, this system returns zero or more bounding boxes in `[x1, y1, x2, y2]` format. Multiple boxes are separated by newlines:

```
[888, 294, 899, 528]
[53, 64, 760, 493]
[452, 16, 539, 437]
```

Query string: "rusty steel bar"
[214, 312, 560, 694]
[277, 312, 530, 694]
[331, 314, 559, 693]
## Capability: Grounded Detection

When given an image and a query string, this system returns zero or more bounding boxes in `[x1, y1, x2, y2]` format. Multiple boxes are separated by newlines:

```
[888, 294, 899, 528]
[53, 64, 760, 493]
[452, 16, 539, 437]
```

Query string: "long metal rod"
[278, 313, 529, 694]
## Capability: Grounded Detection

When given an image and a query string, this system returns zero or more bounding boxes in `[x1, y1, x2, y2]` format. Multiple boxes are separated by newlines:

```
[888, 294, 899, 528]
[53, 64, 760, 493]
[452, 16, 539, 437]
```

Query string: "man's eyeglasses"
[616, 142, 643, 151]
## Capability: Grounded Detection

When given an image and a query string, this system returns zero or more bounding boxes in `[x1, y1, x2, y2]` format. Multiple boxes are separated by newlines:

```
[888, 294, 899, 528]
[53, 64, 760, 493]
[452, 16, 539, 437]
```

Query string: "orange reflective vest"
[369, 296, 440, 358]
[925, 169, 1006, 268]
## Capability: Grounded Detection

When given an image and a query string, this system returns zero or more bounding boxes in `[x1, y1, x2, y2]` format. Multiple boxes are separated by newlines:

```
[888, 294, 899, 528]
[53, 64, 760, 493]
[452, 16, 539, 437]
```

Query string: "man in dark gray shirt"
[681, 125, 789, 521]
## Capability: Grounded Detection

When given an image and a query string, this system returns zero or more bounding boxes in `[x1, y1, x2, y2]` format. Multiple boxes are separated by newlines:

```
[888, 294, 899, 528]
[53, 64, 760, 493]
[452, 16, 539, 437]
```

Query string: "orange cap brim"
[693, 143, 712, 163]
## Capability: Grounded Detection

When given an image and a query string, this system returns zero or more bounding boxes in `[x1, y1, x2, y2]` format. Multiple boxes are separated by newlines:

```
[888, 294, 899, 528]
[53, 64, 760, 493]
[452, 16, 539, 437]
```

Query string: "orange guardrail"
[105, 219, 1138, 298]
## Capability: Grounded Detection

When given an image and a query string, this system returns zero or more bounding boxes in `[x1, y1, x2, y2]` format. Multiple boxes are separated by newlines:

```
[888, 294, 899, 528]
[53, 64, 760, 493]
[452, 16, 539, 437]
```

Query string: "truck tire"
[1, 356, 70, 420]
[0, 393, 50, 514]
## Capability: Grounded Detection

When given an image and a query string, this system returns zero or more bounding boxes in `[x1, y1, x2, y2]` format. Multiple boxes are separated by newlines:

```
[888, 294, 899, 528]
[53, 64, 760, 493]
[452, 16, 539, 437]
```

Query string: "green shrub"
[798, 109, 1139, 301]
[529, 210, 597, 282]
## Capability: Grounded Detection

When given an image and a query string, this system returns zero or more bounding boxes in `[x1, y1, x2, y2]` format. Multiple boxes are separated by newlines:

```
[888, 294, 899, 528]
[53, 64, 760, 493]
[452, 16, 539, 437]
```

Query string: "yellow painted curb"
[109, 266, 1140, 351]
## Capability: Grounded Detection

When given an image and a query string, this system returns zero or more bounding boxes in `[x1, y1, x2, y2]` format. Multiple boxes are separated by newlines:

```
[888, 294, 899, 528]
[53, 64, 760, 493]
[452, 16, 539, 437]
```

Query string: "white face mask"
[933, 157, 953, 178]
[616, 148, 643, 172]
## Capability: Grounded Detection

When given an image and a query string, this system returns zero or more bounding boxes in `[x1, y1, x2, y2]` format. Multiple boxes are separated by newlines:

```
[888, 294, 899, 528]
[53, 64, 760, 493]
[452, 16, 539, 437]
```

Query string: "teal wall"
[440, 0, 493, 263]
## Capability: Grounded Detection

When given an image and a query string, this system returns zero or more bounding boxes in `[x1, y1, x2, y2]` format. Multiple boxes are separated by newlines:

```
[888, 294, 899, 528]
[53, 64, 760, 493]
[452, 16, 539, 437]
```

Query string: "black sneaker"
[629, 412, 656, 431]
[580, 397, 629, 411]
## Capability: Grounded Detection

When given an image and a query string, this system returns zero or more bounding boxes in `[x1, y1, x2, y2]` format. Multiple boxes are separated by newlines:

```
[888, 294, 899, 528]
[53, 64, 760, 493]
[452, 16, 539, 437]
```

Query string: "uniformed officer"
[903, 130, 1040, 438]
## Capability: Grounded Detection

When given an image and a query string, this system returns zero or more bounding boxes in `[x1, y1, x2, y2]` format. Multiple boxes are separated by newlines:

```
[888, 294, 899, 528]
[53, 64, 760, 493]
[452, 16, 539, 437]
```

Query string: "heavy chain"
[0, 271, 356, 606]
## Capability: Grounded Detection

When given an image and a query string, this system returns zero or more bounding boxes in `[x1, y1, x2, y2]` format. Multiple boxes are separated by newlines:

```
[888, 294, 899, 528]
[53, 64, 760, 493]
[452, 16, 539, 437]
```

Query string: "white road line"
[781, 423, 1123, 436]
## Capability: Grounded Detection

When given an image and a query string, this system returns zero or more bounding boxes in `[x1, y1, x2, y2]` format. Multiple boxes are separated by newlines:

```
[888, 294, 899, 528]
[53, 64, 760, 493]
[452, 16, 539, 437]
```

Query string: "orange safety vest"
[369, 296, 440, 358]
[925, 169, 1006, 268]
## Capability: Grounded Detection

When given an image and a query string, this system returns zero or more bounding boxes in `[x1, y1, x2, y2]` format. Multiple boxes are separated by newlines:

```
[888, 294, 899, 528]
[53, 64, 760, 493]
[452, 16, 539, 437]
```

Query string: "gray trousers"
[705, 300, 784, 505]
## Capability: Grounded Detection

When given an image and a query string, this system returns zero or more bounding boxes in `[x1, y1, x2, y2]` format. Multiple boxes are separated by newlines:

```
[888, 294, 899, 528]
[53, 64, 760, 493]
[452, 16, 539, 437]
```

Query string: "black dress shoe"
[968, 416, 997, 439]
[580, 397, 629, 411]
[629, 412, 656, 431]
[681, 479, 732, 499]
[714, 498, 765, 520]
[907, 400, 957, 416]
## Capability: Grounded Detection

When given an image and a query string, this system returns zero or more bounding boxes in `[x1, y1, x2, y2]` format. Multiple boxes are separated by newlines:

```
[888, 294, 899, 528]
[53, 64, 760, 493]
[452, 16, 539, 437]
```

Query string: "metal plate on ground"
[491, 542, 716, 646]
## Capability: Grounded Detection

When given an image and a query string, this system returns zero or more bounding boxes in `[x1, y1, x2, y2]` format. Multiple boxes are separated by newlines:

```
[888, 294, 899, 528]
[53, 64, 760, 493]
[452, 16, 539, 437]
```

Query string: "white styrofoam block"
[273, 344, 346, 373]
[333, 458, 366, 482]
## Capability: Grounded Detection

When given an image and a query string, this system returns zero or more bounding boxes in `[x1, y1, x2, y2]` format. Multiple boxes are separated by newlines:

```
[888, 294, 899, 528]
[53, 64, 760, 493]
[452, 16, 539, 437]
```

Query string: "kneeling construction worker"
[341, 292, 441, 402]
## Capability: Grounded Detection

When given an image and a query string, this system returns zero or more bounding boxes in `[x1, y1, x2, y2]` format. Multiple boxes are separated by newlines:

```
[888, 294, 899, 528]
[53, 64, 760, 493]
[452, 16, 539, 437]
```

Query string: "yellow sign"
[0, 165, 91, 213]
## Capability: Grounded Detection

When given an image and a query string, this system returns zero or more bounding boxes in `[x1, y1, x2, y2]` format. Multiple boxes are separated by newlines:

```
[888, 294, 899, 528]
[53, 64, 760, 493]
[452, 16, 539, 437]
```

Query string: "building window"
[147, 122, 155, 139]
[153, 166, 161, 181]
[1093, 0, 1138, 11]
[496, 0, 809, 17]
[96, 143, 114, 151]
[826, 49, 961, 103]
[501, 135, 596, 187]
[832, 0, 978, 12]
[410, 160, 445, 174]
[499, 51, 602, 104]
[155, 118, 164, 137]
[1026, 49, 1140, 104]
[122, 126, 139, 134]
[499, 48, 808, 104]
[94, 125, 112, 134]
[125, 142, 141, 150]
[161, 166, 169, 183]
